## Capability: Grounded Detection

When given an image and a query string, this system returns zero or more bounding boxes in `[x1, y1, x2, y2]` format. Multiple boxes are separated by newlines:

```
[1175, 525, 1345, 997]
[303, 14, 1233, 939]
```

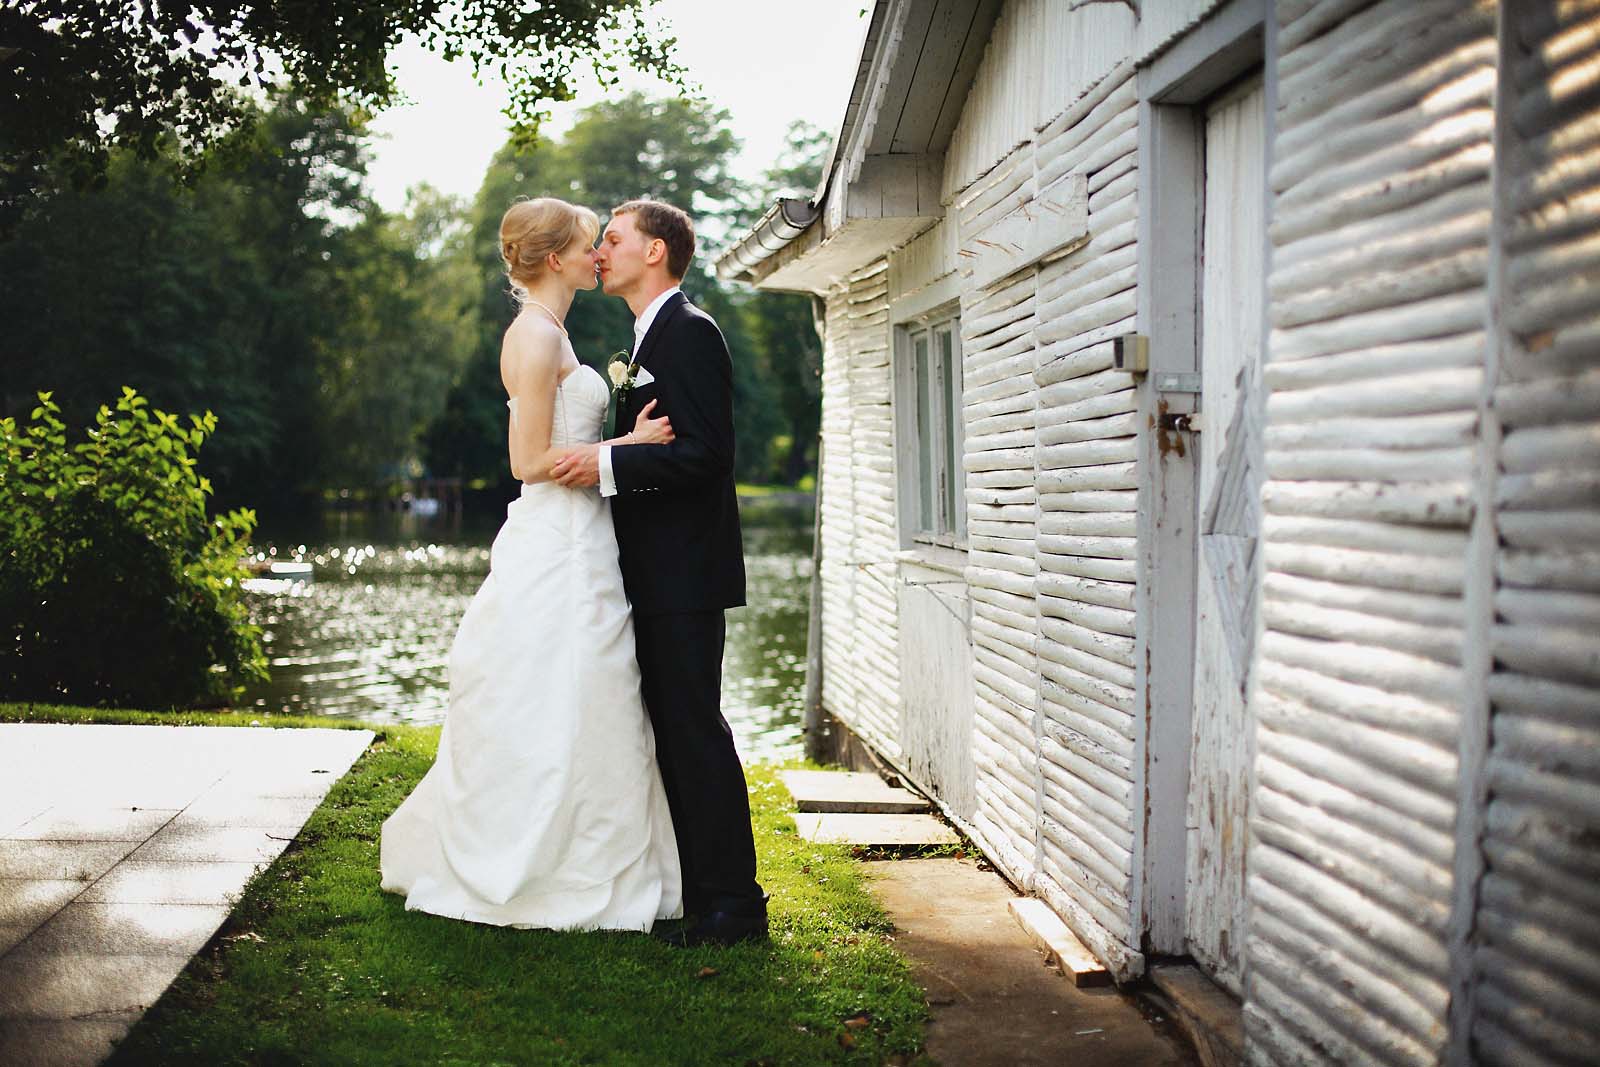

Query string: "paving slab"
[76, 860, 268, 906]
[13, 902, 232, 958]
[0, 881, 93, 928]
[126, 824, 305, 865]
[865, 858, 1195, 1067]
[779, 769, 932, 813]
[0, 841, 138, 882]
[0, 926, 31, 955]
[791, 811, 958, 846]
[9, 808, 181, 843]
[174, 793, 323, 828]
[0, 954, 179, 1018]
[0, 1015, 140, 1067]
[0, 723, 372, 1067]
[0, 803, 52, 837]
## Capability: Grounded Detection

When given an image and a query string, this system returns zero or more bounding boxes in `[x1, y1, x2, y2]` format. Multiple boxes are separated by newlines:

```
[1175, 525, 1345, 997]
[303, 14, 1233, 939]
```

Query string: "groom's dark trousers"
[632, 611, 761, 915]
[609, 291, 764, 918]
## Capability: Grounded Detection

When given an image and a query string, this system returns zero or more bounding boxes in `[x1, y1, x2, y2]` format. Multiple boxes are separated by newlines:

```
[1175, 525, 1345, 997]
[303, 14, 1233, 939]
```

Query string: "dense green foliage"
[0, 390, 266, 706]
[0, 96, 475, 504]
[1, 90, 828, 504]
[15, 710, 926, 1066]
[0, 0, 680, 230]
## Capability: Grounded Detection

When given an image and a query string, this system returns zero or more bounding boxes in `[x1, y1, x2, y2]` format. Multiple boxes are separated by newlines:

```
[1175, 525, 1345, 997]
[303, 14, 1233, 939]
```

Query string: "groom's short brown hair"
[613, 199, 695, 279]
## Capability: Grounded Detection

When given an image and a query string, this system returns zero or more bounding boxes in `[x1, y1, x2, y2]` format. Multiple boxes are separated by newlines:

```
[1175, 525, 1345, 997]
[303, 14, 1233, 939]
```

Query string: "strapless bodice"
[507, 364, 609, 447]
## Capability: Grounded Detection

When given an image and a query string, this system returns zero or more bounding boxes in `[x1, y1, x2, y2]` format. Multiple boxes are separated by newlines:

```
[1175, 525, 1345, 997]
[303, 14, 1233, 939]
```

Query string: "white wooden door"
[1185, 75, 1265, 993]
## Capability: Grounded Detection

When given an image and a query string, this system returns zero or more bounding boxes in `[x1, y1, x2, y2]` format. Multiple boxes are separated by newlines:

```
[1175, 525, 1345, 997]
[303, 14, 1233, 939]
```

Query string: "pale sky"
[363, 0, 871, 215]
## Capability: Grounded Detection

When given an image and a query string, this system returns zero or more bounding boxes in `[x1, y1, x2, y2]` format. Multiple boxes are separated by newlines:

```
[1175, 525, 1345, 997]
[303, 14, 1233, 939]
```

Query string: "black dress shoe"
[660, 909, 769, 947]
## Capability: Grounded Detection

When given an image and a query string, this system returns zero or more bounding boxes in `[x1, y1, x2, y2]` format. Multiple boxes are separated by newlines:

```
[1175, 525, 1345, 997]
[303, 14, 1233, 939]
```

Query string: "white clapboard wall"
[937, 0, 1151, 983]
[845, 263, 903, 758]
[817, 2, 1141, 902]
[818, 287, 859, 738]
[1029, 59, 1145, 981]
[1471, 4, 1600, 1063]
[818, 265, 903, 763]
[942, 0, 1135, 207]
[1244, 1, 1498, 1063]
[957, 141, 1044, 893]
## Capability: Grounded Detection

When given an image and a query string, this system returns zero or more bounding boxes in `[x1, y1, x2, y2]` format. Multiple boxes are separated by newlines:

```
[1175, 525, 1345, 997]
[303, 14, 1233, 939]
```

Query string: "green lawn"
[1, 704, 932, 1066]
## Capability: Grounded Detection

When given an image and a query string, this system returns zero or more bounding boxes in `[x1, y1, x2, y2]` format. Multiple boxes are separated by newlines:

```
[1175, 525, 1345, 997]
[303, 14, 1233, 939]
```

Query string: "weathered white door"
[1185, 75, 1265, 993]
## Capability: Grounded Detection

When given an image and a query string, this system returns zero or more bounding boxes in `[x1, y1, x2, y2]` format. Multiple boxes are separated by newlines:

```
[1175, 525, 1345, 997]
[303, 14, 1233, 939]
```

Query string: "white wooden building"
[717, 1, 1599, 1062]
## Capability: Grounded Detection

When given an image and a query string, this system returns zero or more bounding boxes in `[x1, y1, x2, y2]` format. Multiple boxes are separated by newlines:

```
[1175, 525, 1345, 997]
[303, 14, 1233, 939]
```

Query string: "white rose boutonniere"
[604, 350, 641, 441]
[606, 351, 638, 396]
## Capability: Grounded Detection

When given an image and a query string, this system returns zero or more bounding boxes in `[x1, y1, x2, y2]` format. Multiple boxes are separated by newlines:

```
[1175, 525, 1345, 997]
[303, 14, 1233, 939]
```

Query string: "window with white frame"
[895, 312, 965, 547]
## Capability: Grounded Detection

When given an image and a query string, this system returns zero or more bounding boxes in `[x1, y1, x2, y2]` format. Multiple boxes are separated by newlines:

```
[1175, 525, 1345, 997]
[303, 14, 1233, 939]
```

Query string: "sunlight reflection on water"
[241, 497, 813, 762]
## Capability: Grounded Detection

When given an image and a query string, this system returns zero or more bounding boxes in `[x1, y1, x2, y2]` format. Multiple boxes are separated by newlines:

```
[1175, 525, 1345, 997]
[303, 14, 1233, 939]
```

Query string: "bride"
[379, 197, 683, 931]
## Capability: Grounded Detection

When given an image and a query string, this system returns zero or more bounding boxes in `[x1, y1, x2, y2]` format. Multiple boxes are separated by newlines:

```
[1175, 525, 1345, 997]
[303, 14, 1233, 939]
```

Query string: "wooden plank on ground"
[779, 770, 932, 814]
[1007, 897, 1112, 988]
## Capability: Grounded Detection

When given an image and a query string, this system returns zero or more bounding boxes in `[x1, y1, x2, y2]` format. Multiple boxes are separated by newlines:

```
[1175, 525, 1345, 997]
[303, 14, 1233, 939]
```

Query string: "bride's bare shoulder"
[501, 313, 564, 381]
[503, 311, 564, 353]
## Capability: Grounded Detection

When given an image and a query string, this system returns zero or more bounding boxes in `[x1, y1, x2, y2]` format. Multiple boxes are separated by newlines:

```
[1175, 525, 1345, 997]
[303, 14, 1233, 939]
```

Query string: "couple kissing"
[380, 197, 767, 949]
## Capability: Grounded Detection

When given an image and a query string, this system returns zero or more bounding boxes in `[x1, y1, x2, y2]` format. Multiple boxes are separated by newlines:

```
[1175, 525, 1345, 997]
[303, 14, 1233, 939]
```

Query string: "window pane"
[913, 331, 934, 534]
[938, 324, 963, 539]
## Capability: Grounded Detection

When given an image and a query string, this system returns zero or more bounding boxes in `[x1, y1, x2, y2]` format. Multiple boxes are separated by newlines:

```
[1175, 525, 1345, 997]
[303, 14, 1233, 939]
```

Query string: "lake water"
[242, 494, 814, 762]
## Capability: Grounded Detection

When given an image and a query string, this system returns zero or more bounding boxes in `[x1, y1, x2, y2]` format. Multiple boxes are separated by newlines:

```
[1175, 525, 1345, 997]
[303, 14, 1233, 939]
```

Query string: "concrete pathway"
[0, 723, 373, 1067]
[866, 857, 1196, 1066]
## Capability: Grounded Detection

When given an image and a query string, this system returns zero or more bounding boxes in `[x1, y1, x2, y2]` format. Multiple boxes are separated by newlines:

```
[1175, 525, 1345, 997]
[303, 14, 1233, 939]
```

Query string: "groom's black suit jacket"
[610, 291, 746, 617]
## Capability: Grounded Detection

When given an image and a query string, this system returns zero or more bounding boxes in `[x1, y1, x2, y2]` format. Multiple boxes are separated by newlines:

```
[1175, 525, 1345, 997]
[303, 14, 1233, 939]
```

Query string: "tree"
[315, 190, 476, 487]
[747, 290, 823, 485]
[731, 119, 832, 228]
[738, 120, 831, 484]
[0, 95, 366, 497]
[0, 93, 478, 504]
[0, 0, 682, 229]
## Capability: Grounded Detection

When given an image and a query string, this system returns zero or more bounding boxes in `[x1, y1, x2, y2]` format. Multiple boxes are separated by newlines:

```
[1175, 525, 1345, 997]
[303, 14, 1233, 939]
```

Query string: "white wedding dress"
[380, 364, 682, 931]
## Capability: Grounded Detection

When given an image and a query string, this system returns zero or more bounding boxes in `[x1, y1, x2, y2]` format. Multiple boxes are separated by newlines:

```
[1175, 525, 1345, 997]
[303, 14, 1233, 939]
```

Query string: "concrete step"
[778, 769, 932, 814]
[1147, 963, 1244, 1067]
[791, 812, 958, 846]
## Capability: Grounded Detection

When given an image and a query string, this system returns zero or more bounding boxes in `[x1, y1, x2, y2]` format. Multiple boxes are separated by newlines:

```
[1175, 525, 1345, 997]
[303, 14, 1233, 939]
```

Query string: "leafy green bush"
[0, 388, 267, 706]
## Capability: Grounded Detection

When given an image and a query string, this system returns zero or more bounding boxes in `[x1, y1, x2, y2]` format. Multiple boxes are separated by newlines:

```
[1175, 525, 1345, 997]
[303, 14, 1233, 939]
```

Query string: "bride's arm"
[501, 318, 569, 484]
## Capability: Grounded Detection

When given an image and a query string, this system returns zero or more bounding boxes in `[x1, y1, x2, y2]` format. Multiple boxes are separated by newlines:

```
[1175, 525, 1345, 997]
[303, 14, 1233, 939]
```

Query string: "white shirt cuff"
[599, 444, 618, 497]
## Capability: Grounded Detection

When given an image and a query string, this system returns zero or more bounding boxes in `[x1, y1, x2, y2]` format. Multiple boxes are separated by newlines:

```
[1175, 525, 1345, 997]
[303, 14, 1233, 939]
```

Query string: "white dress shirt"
[600, 286, 680, 498]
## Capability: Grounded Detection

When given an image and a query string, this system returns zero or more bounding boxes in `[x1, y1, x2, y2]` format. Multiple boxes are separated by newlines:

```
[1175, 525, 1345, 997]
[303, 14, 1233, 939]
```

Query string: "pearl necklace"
[523, 298, 567, 335]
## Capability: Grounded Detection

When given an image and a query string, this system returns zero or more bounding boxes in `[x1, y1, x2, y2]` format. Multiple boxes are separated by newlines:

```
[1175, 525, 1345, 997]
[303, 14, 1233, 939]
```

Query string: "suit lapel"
[632, 291, 687, 373]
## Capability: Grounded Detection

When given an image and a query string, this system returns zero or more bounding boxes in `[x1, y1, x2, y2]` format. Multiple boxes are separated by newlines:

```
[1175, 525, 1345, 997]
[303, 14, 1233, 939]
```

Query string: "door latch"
[1159, 412, 1203, 433]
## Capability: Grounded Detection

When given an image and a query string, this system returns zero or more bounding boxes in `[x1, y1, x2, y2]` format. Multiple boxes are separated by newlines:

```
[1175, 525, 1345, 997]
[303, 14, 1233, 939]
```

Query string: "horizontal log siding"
[944, 0, 1135, 203]
[848, 263, 902, 761]
[1031, 58, 1145, 980]
[1471, 4, 1600, 1064]
[819, 269, 902, 764]
[818, 288, 860, 739]
[1244, 2, 1498, 1064]
[958, 153, 1042, 893]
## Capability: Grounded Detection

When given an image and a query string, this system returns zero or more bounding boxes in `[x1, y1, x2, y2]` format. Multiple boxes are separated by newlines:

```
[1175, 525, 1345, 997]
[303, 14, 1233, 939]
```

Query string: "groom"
[550, 199, 767, 946]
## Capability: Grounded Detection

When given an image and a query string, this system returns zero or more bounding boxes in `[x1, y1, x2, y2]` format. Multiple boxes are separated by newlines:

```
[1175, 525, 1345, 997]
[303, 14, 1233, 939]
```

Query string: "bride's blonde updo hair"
[499, 197, 600, 296]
